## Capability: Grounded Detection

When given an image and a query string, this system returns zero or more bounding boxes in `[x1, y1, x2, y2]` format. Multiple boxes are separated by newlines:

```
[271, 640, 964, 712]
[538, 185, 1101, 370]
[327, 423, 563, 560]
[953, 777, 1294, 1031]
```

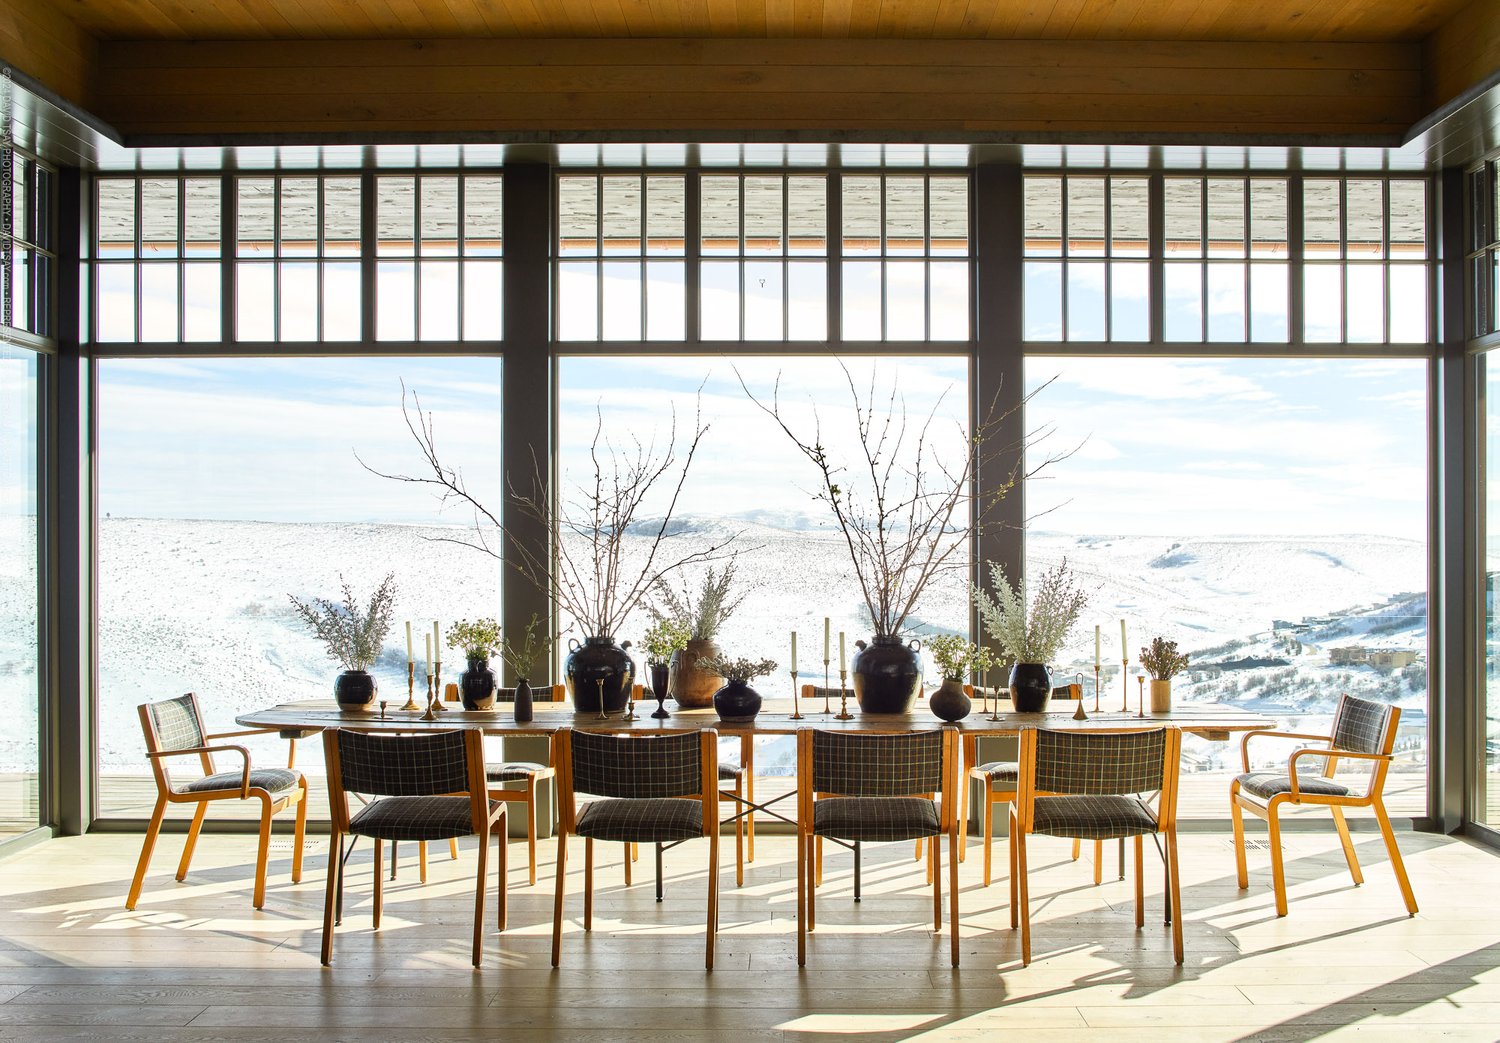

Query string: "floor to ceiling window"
[0, 342, 38, 836]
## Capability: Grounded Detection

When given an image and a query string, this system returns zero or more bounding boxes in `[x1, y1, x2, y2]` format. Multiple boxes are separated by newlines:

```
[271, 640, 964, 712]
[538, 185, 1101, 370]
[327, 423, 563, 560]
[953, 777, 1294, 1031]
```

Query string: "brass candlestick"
[1121, 658, 1130, 713]
[421, 674, 439, 721]
[596, 679, 608, 720]
[989, 669, 1002, 722]
[1073, 672, 1088, 721]
[1137, 674, 1146, 718]
[1093, 664, 1101, 712]
[835, 670, 853, 720]
[790, 670, 803, 720]
[623, 694, 637, 722]
[822, 660, 832, 713]
[401, 661, 421, 712]
[433, 664, 448, 711]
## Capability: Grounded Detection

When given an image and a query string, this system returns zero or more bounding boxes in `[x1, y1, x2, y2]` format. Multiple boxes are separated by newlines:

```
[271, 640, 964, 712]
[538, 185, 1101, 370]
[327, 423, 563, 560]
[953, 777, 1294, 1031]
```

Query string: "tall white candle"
[433, 621, 441, 667]
[1094, 625, 1101, 668]
[425, 633, 432, 677]
[791, 631, 797, 673]
[406, 620, 413, 662]
[1120, 619, 1127, 661]
[824, 618, 831, 661]
[839, 632, 846, 672]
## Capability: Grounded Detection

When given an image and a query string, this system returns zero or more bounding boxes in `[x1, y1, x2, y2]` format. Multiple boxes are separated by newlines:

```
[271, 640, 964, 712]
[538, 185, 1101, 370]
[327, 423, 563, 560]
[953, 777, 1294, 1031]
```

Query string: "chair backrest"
[569, 730, 703, 799]
[802, 685, 847, 702]
[1030, 728, 1171, 796]
[1329, 694, 1400, 756]
[810, 730, 945, 796]
[330, 729, 474, 797]
[140, 694, 205, 754]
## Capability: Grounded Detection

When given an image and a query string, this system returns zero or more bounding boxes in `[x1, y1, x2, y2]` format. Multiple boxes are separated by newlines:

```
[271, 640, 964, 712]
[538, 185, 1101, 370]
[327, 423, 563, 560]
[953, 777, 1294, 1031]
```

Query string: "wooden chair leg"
[948, 828, 960, 967]
[1166, 828, 1184, 964]
[1266, 798, 1289, 917]
[1070, 837, 1081, 861]
[551, 831, 568, 967]
[1133, 835, 1144, 928]
[706, 830, 719, 971]
[1014, 816, 1031, 965]
[743, 736, 756, 864]
[252, 794, 275, 910]
[806, 835, 817, 931]
[526, 776, 539, 886]
[497, 817, 509, 932]
[372, 839, 383, 930]
[982, 785, 994, 887]
[1230, 784, 1249, 889]
[623, 840, 632, 887]
[926, 836, 935, 886]
[1094, 839, 1104, 886]
[176, 802, 209, 881]
[1373, 799, 1419, 916]
[419, 841, 429, 884]
[1330, 806, 1364, 885]
[815, 835, 823, 888]
[796, 825, 807, 966]
[584, 837, 594, 931]
[1008, 807, 1019, 929]
[449, 838, 460, 860]
[734, 775, 744, 888]
[320, 832, 342, 966]
[126, 795, 168, 910]
[472, 829, 488, 968]
[292, 778, 308, 884]
[932, 832, 942, 932]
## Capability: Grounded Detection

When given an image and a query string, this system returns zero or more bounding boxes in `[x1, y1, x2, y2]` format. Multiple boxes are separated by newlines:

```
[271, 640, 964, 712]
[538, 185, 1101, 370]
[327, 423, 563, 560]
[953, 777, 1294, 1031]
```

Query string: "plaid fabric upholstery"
[147, 695, 204, 752]
[976, 761, 1019, 783]
[807, 686, 846, 702]
[717, 762, 743, 781]
[570, 731, 702, 799]
[811, 730, 943, 796]
[1032, 795, 1158, 840]
[182, 768, 300, 795]
[1033, 729, 1167, 796]
[1331, 695, 1394, 756]
[486, 761, 548, 783]
[1235, 772, 1351, 800]
[575, 798, 704, 842]
[812, 797, 940, 841]
[336, 730, 472, 798]
[349, 795, 498, 841]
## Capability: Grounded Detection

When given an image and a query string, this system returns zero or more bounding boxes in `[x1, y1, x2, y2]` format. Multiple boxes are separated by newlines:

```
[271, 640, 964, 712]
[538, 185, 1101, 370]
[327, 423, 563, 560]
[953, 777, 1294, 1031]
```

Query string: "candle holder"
[1093, 664, 1101, 712]
[835, 670, 853, 720]
[650, 679, 670, 720]
[1121, 658, 1130, 713]
[421, 674, 439, 721]
[989, 669, 1002, 723]
[822, 660, 832, 713]
[401, 661, 421, 712]
[595, 679, 608, 720]
[789, 670, 803, 720]
[1137, 674, 1146, 718]
[433, 664, 448, 711]
[623, 694, 637, 722]
[1073, 672, 1087, 721]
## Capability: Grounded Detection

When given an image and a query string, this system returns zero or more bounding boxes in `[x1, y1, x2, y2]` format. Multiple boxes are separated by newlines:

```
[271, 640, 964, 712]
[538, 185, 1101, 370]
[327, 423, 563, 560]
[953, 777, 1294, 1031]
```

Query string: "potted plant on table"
[696, 654, 779, 724]
[499, 613, 553, 723]
[289, 573, 398, 712]
[926, 634, 996, 722]
[1140, 637, 1190, 713]
[649, 559, 751, 709]
[641, 617, 691, 718]
[447, 617, 502, 710]
[974, 558, 1088, 713]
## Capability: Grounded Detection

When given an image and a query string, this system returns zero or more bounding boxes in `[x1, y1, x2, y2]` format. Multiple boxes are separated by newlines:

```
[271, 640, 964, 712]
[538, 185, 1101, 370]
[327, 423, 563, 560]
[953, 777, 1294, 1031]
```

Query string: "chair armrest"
[1240, 729, 1332, 772]
[148, 744, 253, 798]
[204, 728, 279, 740]
[1289, 746, 1391, 800]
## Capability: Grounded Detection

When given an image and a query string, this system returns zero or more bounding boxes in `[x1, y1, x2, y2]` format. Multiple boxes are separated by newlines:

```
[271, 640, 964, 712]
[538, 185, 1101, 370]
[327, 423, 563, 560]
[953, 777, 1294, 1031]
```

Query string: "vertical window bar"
[1103, 174, 1113, 341]
[1338, 178, 1348, 343]
[1148, 173, 1165, 344]
[316, 177, 326, 343]
[638, 174, 647, 342]
[782, 175, 791, 341]
[879, 173, 888, 341]
[359, 171, 377, 344]
[1288, 173, 1304, 346]
[595, 174, 604, 340]
[1241, 177, 1251, 342]
[685, 172, 701, 345]
[457, 175, 467, 341]
[134, 179, 143, 343]
[1059, 175, 1070, 341]
[826, 172, 841, 344]
[738, 173, 746, 340]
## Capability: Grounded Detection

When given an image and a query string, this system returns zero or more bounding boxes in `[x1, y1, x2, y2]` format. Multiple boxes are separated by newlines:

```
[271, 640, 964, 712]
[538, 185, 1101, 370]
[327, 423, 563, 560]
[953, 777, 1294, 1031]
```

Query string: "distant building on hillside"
[1329, 646, 1419, 670]
[1330, 646, 1366, 665]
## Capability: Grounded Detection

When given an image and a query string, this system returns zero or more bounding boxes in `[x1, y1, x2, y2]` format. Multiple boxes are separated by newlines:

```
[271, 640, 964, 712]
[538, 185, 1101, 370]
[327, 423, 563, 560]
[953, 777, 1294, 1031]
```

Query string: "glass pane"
[1206, 263, 1246, 342]
[420, 177, 460, 257]
[700, 261, 739, 340]
[97, 265, 136, 342]
[418, 261, 459, 340]
[1025, 177, 1062, 257]
[97, 181, 136, 258]
[1066, 262, 1106, 340]
[645, 176, 684, 257]
[323, 262, 361, 342]
[462, 260, 503, 340]
[1388, 180, 1426, 260]
[930, 262, 969, 340]
[323, 177, 361, 257]
[601, 176, 642, 256]
[787, 261, 827, 340]
[744, 261, 784, 339]
[1345, 264, 1384, 343]
[183, 179, 221, 258]
[9, 156, 30, 245]
[377, 177, 416, 257]
[884, 178, 925, 256]
[557, 261, 598, 341]
[644, 261, 685, 340]
[1163, 264, 1202, 342]
[557, 177, 598, 257]
[841, 176, 881, 255]
[1066, 178, 1106, 257]
[1110, 178, 1149, 257]
[787, 176, 826, 256]
[1304, 265, 1343, 341]
[701, 176, 740, 256]
[841, 261, 882, 339]
[139, 264, 179, 341]
[140, 179, 179, 259]
[1111, 261, 1149, 341]
[279, 178, 319, 258]
[1486, 355, 1500, 829]
[0, 345, 37, 834]
[1389, 264, 1427, 343]
[376, 261, 416, 341]
[929, 177, 968, 256]
[280, 261, 319, 340]
[1023, 261, 1063, 341]
[1346, 179, 1384, 259]
[464, 176, 504, 257]
[237, 179, 275, 258]
[743, 177, 783, 255]
[601, 260, 642, 339]
[1163, 178, 1202, 259]
[235, 262, 274, 341]
[183, 262, 221, 341]
[1249, 264, 1289, 342]
[1206, 179, 1245, 259]
[886, 260, 925, 339]
[1250, 180, 1288, 258]
[1304, 179, 1342, 259]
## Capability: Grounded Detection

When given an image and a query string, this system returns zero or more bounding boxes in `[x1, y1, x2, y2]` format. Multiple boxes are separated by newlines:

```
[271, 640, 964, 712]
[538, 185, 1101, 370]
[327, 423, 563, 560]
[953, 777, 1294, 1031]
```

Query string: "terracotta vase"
[1150, 678, 1172, 714]
[668, 638, 723, 709]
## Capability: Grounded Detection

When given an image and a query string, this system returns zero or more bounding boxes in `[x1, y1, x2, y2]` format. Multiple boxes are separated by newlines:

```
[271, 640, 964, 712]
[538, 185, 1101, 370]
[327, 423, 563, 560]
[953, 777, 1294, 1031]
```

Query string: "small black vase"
[513, 678, 534, 723]
[929, 679, 972, 722]
[460, 656, 497, 711]
[1009, 663, 1053, 713]
[334, 669, 377, 712]
[712, 679, 762, 723]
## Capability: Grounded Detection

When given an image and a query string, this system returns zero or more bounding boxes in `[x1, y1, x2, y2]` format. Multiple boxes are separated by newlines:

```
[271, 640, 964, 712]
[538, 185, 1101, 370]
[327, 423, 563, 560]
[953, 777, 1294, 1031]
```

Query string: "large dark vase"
[712, 679, 763, 723]
[460, 656, 497, 711]
[929, 678, 972, 722]
[565, 635, 635, 714]
[334, 669, 377, 712]
[851, 635, 923, 714]
[1009, 663, 1053, 713]
[649, 663, 671, 719]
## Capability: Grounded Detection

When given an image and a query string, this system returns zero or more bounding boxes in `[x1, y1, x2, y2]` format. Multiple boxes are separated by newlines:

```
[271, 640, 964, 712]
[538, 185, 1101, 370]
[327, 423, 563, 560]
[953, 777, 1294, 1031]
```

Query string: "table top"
[237, 699, 1273, 741]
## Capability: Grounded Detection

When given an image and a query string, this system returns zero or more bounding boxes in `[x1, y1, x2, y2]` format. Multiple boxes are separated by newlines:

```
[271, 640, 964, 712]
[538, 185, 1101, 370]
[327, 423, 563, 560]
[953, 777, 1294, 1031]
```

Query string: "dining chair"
[1010, 726, 1184, 965]
[321, 727, 507, 967]
[552, 727, 721, 970]
[127, 693, 308, 911]
[1230, 693, 1418, 917]
[796, 727, 960, 967]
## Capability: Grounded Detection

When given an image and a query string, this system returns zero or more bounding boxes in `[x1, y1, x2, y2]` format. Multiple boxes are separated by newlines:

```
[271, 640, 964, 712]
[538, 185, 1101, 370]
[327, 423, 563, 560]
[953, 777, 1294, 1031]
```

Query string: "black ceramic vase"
[929, 678, 972, 722]
[1008, 663, 1053, 713]
[460, 656, 497, 711]
[565, 636, 635, 714]
[649, 663, 671, 719]
[334, 669, 377, 712]
[513, 678, 534, 723]
[713, 679, 763, 723]
[851, 635, 923, 714]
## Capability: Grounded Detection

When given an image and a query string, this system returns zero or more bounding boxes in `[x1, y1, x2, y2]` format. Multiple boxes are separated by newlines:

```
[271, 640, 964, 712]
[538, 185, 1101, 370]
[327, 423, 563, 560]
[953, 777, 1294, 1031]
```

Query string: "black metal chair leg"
[655, 843, 665, 902]
[390, 839, 398, 881]
[854, 842, 861, 903]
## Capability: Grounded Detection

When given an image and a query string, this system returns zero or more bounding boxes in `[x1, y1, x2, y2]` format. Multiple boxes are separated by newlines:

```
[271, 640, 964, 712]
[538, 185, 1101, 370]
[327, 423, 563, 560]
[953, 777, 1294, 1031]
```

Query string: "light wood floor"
[0, 827, 1497, 1041]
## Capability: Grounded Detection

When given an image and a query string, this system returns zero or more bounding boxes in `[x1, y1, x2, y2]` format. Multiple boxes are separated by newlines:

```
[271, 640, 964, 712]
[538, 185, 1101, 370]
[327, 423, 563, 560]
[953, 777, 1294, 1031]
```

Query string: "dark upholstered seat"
[576, 797, 705, 843]
[1032, 795, 1159, 840]
[350, 795, 504, 841]
[486, 761, 549, 783]
[718, 762, 743, 780]
[975, 761, 1019, 783]
[182, 767, 301, 794]
[1234, 772, 1350, 800]
[812, 796, 940, 842]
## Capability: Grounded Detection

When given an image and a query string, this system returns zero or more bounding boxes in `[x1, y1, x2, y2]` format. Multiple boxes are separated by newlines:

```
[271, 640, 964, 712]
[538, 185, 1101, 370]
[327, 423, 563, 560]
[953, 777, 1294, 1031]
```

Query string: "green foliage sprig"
[974, 558, 1089, 665]
[649, 560, 750, 642]
[695, 654, 778, 682]
[927, 633, 997, 682]
[1140, 637, 1190, 680]
[289, 573, 398, 672]
[641, 618, 692, 665]
[446, 618, 501, 660]
[500, 614, 552, 682]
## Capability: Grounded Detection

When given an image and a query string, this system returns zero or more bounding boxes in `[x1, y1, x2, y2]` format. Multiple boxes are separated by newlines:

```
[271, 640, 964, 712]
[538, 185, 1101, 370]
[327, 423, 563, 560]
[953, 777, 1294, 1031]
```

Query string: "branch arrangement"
[288, 573, 398, 672]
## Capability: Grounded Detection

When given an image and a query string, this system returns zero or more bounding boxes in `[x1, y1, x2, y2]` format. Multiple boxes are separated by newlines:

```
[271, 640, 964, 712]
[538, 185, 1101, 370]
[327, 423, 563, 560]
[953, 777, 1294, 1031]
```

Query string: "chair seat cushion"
[486, 761, 549, 783]
[349, 795, 497, 841]
[1235, 772, 1350, 800]
[718, 762, 743, 781]
[1032, 795, 1158, 840]
[812, 797, 940, 842]
[181, 768, 300, 795]
[974, 761, 1019, 784]
[575, 798, 704, 843]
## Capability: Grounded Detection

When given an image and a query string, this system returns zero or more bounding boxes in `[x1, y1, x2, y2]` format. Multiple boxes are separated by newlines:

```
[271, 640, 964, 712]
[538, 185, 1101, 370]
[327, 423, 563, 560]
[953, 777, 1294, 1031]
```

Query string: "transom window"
[1303, 178, 1427, 344]
[1, 149, 53, 339]
[95, 176, 219, 343]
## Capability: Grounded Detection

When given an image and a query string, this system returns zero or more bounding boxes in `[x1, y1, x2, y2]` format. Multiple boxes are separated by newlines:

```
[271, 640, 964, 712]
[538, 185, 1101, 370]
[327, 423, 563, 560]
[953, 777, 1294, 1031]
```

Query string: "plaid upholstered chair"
[1011, 727, 1184, 965]
[320, 728, 507, 968]
[127, 693, 309, 911]
[795, 727, 961, 968]
[1231, 693, 1418, 918]
[551, 728, 721, 970]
